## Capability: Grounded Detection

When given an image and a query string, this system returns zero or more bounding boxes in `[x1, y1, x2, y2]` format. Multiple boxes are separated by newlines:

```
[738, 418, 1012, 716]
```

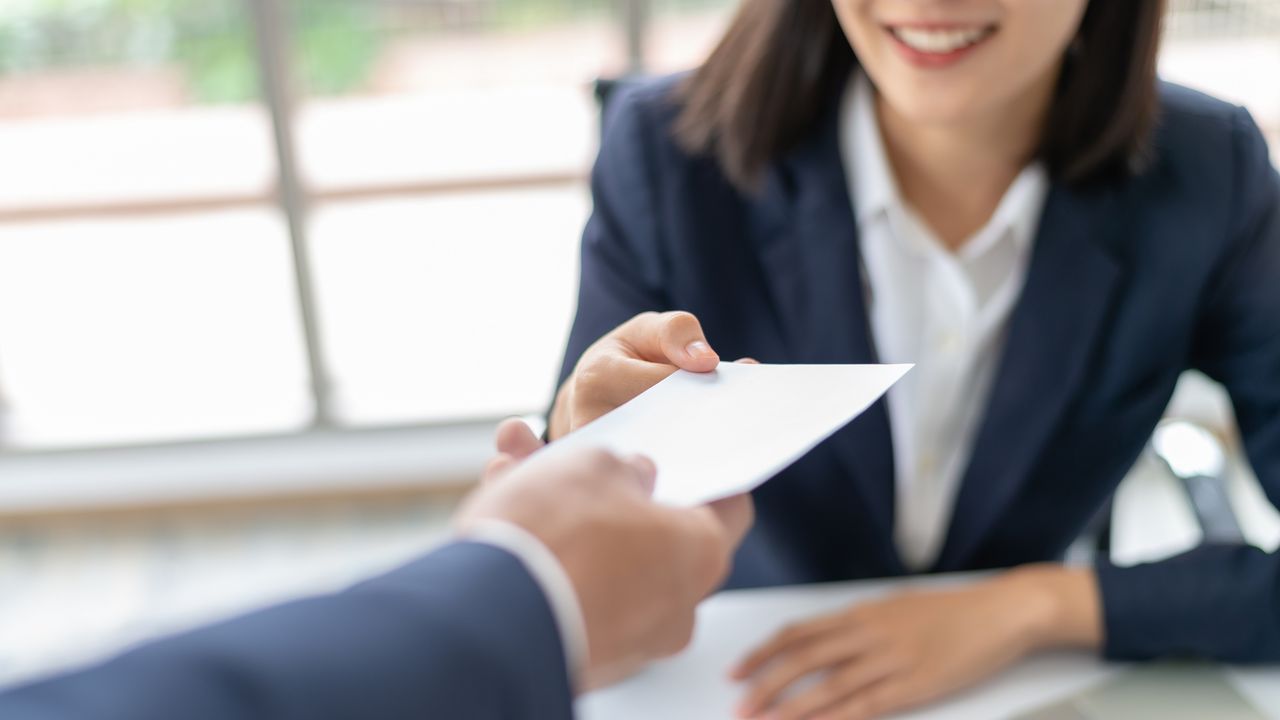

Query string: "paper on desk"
[539, 363, 911, 507]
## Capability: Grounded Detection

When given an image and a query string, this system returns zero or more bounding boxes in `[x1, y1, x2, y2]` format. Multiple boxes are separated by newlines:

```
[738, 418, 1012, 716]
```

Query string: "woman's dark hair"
[673, 0, 1167, 192]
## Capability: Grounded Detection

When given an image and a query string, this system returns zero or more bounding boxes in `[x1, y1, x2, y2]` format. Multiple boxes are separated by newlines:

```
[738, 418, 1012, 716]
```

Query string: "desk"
[579, 574, 1280, 719]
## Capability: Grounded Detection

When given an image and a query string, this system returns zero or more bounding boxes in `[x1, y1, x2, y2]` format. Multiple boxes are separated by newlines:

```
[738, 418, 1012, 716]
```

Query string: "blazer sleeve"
[1096, 107, 1280, 662]
[556, 86, 672, 388]
[0, 542, 576, 720]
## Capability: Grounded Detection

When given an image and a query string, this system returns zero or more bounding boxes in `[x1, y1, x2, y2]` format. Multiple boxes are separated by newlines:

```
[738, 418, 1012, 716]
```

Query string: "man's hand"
[457, 432, 754, 690]
[481, 418, 547, 481]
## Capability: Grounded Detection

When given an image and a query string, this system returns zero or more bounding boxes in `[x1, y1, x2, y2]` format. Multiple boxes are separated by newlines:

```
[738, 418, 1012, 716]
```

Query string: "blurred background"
[0, 0, 1278, 688]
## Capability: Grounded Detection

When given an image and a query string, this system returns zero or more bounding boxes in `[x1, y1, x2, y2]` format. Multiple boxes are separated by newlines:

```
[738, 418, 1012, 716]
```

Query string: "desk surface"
[578, 574, 1280, 719]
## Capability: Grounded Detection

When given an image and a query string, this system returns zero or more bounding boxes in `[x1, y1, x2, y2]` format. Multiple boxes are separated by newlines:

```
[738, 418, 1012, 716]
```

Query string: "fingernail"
[686, 340, 716, 360]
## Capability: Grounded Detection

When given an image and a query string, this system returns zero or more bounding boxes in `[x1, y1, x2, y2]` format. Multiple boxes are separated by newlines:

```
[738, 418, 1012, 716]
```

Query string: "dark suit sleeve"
[556, 87, 672, 388]
[1096, 107, 1280, 662]
[0, 542, 575, 720]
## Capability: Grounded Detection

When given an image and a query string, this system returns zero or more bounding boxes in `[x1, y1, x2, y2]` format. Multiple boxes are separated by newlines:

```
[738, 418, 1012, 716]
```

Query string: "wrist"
[1000, 564, 1103, 651]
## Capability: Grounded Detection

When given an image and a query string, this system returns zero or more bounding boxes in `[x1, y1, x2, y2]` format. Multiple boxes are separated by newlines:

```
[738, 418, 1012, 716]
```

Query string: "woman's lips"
[883, 24, 997, 69]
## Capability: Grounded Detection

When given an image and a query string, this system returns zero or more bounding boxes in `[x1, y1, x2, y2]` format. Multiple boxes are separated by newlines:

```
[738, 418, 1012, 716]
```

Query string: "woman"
[535, 0, 1280, 717]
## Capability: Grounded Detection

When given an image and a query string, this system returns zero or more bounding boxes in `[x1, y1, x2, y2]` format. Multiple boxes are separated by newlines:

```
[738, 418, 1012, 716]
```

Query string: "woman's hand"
[549, 311, 722, 440]
[731, 566, 1102, 720]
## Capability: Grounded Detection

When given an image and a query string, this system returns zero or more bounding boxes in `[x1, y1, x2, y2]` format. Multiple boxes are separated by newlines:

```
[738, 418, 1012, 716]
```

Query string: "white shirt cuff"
[461, 519, 589, 684]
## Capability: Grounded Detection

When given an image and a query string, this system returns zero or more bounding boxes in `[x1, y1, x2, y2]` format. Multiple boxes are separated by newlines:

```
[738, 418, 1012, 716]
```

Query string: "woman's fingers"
[622, 311, 720, 371]
[731, 611, 856, 680]
[590, 355, 681, 406]
[555, 311, 724, 437]
[732, 577, 1051, 719]
[810, 679, 910, 720]
[768, 655, 902, 720]
[734, 632, 871, 717]
[573, 356, 679, 427]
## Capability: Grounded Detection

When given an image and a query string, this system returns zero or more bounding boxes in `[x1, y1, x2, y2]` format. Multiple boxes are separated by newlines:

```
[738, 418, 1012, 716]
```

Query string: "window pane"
[648, 0, 736, 74]
[291, 0, 621, 192]
[0, 1, 310, 449]
[0, 209, 312, 448]
[310, 188, 586, 424]
[291, 0, 622, 424]
[0, 1, 274, 212]
[1162, 1, 1280, 157]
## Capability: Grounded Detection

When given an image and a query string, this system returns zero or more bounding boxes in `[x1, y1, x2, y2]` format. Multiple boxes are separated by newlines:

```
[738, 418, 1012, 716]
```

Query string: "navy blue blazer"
[0, 542, 574, 719]
[557, 74, 1280, 663]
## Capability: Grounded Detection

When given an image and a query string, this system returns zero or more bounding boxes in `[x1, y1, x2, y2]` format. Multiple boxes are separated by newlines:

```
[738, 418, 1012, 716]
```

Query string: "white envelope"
[539, 363, 911, 506]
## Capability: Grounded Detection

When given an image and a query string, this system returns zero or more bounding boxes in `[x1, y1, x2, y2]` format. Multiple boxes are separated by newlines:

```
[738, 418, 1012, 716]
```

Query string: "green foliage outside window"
[0, 0, 729, 103]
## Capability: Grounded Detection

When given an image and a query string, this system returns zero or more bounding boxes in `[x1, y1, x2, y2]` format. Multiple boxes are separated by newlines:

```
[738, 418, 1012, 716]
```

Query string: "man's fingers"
[621, 454, 658, 497]
[623, 311, 719, 372]
[574, 449, 655, 496]
[481, 453, 518, 484]
[708, 494, 754, 548]
[494, 417, 543, 459]
[734, 357, 760, 365]
[485, 419, 543, 483]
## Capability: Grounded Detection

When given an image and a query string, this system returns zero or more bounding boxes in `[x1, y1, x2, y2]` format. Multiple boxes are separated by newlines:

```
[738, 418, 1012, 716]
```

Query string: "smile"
[883, 23, 997, 67]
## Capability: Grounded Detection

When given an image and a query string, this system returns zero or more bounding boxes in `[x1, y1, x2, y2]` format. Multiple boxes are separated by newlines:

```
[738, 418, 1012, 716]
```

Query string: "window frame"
[0, 0, 653, 461]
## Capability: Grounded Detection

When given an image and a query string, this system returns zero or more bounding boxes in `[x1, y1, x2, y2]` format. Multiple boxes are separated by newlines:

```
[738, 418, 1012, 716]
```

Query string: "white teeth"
[892, 26, 989, 54]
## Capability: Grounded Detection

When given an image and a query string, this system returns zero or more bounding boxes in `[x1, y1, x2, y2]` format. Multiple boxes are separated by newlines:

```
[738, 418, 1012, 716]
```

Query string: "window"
[0, 0, 309, 449]
[0, 0, 1275, 453]
[0, 0, 734, 451]
[1162, 0, 1280, 153]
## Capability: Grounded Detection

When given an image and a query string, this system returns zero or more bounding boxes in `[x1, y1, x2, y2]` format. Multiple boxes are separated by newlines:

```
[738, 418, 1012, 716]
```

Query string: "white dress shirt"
[462, 519, 589, 684]
[842, 72, 1050, 571]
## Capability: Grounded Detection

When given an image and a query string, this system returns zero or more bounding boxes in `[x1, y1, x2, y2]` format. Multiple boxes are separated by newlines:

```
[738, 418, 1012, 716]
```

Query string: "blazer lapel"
[934, 184, 1126, 571]
[750, 95, 901, 571]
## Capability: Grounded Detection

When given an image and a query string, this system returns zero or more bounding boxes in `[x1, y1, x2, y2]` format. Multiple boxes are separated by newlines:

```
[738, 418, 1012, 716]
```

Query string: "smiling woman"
[548, 0, 1280, 717]
[673, 0, 1162, 194]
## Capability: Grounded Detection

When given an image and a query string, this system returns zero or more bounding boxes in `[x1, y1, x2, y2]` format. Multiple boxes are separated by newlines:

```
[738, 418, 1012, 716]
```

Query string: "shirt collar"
[985, 161, 1049, 254]
[843, 70, 898, 226]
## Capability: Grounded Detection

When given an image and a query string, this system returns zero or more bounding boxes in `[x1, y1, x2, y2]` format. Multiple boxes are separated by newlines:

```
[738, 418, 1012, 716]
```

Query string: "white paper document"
[539, 363, 911, 507]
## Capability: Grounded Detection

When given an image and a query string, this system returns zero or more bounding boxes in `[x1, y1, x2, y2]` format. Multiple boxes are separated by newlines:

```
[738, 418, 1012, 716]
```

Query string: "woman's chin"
[878, 91, 994, 131]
